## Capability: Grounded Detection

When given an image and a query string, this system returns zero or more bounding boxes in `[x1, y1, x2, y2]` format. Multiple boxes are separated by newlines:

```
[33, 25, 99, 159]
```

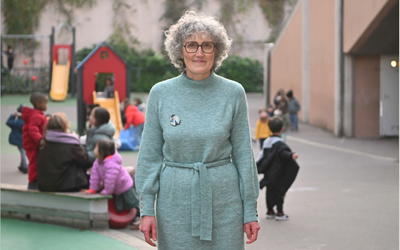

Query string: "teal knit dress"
[136, 72, 259, 250]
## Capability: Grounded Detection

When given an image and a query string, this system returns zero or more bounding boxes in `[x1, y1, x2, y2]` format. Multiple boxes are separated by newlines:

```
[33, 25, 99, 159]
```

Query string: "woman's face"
[105, 79, 111, 85]
[182, 33, 216, 81]
[89, 109, 97, 127]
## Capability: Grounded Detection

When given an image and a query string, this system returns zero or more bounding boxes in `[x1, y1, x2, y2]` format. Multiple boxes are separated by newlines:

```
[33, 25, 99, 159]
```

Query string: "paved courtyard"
[1, 93, 398, 250]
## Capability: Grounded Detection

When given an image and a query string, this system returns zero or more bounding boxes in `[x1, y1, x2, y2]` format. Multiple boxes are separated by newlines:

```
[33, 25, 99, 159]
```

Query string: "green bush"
[76, 42, 263, 93]
[216, 55, 264, 92]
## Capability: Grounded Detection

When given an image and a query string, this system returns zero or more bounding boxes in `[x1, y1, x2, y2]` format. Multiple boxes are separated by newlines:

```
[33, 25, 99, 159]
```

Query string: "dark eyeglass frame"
[183, 42, 216, 54]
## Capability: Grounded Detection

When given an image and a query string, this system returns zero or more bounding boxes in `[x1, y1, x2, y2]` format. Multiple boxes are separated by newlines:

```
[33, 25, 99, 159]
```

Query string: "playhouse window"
[100, 51, 109, 59]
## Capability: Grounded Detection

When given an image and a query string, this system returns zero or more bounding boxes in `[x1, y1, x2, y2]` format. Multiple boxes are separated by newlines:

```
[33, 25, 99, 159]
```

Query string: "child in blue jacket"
[6, 105, 28, 173]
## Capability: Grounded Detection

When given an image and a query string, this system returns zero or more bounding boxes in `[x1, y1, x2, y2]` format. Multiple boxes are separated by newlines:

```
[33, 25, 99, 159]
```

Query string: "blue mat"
[119, 127, 138, 151]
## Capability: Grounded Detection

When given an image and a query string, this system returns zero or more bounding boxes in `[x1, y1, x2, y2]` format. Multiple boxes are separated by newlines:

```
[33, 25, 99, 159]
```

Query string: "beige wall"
[343, 0, 393, 53]
[4, 0, 273, 63]
[270, 2, 303, 113]
[354, 56, 380, 137]
[308, 0, 336, 131]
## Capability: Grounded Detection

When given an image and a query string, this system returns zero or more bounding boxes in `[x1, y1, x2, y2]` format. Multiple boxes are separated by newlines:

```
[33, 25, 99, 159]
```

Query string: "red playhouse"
[75, 41, 130, 135]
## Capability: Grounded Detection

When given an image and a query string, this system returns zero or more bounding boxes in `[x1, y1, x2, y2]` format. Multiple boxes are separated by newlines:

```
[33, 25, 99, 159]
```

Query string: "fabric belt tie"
[164, 158, 231, 241]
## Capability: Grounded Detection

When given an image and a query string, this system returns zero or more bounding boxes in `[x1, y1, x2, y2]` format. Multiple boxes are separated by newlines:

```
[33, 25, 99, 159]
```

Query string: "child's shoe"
[266, 211, 276, 219]
[276, 212, 289, 221]
[130, 215, 141, 230]
[18, 165, 28, 174]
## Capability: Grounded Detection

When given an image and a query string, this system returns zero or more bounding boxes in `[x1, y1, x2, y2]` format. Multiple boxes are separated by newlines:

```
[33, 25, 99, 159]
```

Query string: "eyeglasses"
[183, 42, 216, 54]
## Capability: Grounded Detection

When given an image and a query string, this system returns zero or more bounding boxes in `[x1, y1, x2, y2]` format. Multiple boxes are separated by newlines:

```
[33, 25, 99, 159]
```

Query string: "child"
[102, 76, 114, 98]
[6, 105, 28, 173]
[286, 90, 301, 131]
[85, 140, 140, 219]
[256, 117, 300, 221]
[21, 92, 48, 190]
[86, 107, 116, 164]
[37, 113, 88, 192]
[133, 97, 146, 114]
[255, 107, 272, 150]
[266, 104, 274, 117]
[273, 106, 291, 142]
[123, 98, 145, 151]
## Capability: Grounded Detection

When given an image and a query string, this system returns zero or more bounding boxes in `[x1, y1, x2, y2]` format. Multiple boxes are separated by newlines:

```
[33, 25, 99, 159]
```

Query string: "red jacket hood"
[21, 106, 44, 122]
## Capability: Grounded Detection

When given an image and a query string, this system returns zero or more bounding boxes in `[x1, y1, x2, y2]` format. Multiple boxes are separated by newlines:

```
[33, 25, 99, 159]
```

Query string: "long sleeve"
[6, 115, 23, 129]
[230, 86, 259, 224]
[254, 120, 261, 140]
[28, 117, 44, 144]
[136, 86, 164, 217]
[295, 99, 301, 111]
[89, 160, 101, 192]
[279, 149, 293, 161]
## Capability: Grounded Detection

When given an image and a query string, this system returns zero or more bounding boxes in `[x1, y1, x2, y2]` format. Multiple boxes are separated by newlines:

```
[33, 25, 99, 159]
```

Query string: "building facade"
[267, 0, 399, 137]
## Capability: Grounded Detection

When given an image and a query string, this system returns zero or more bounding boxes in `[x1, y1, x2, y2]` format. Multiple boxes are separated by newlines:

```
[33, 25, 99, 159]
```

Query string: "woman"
[37, 113, 88, 192]
[136, 10, 260, 249]
[85, 107, 116, 164]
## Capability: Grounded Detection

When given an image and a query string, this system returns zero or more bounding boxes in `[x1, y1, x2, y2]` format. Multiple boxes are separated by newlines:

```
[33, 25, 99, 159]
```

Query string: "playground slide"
[92, 91, 123, 139]
[49, 60, 70, 101]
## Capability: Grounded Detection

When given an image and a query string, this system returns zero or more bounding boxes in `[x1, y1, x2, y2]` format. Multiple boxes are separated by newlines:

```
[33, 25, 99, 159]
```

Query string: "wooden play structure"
[92, 91, 123, 138]
[75, 41, 130, 136]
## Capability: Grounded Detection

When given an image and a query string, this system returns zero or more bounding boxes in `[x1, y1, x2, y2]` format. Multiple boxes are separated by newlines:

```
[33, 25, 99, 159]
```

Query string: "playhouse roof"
[75, 41, 130, 70]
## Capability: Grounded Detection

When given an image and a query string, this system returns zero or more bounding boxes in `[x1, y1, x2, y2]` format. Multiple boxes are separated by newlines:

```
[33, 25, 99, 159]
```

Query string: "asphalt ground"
[1, 93, 398, 250]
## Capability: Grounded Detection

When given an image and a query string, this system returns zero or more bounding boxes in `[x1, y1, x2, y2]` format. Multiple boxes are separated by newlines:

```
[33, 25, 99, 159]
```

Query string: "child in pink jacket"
[85, 139, 139, 213]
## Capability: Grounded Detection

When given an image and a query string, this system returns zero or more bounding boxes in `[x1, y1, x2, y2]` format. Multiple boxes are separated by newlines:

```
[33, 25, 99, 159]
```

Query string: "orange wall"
[343, 0, 390, 52]
[354, 56, 380, 137]
[270, 2, 303, 116]
[308, 0, 336, 131]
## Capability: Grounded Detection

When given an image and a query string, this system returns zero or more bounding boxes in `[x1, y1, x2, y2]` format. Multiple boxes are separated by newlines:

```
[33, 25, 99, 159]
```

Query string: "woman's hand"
[243, 221, 260, 244]
[139, 216, 157, 247]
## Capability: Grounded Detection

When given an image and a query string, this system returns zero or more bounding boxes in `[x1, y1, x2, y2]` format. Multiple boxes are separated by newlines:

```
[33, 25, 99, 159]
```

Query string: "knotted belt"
[164, 158, 232, 241]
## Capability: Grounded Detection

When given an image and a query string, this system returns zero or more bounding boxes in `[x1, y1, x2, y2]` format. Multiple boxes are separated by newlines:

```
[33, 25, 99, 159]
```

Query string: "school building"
[264, 0, 399, 137]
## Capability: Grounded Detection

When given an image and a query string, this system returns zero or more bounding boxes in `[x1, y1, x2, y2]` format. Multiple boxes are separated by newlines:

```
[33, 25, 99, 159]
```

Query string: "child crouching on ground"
[123, 98, 145, 151]
[85, 140, 140, 225]
[256, 117, 300, 221]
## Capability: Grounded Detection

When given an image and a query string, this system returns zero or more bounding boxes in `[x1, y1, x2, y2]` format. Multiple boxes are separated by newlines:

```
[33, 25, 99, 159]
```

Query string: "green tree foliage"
[258, 0, 286, 33]
[76, 42, 263, 93]
[1, 0, 48, 34]
[217, 55, 263, 92]
[2, 0, 95, 35]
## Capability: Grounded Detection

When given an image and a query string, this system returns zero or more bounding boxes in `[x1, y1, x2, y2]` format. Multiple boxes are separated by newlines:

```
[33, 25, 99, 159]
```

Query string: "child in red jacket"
[123, 98, 145, 151]
[21, 92, 48, 190]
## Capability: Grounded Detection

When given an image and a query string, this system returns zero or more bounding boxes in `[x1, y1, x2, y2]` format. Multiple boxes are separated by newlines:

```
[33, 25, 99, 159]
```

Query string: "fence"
[1, 34, 51, 93]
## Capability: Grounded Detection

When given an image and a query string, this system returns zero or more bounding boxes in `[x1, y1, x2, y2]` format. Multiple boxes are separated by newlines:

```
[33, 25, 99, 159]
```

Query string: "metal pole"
[77, 68, 85, 135]
[339, 0, 345, 137]
[266, 49, 271, 106]
[49, 27, 54, 91]
[71, 27, 76, 97]
[1, 39, 3, 96]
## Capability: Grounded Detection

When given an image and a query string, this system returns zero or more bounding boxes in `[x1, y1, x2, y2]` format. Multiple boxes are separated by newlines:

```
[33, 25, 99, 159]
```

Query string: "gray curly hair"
[164, 10, 232, 72]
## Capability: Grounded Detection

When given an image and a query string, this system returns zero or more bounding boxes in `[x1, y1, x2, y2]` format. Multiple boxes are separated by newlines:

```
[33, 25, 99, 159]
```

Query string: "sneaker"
[266, 211, 276, 219]
[276, 213, 289, 221]
[130, 215, 141, 230]
[27, 181, 38, 190]
[18, 166, 28, 174]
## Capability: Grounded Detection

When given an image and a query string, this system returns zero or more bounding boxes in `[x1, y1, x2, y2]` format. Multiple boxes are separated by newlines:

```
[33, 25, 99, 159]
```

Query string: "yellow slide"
[92, 91, 123, 139]
[49, 60, 70, 101]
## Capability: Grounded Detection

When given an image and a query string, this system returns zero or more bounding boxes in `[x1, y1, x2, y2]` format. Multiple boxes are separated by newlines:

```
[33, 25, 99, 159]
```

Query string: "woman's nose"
[196, 47, 204, 56]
